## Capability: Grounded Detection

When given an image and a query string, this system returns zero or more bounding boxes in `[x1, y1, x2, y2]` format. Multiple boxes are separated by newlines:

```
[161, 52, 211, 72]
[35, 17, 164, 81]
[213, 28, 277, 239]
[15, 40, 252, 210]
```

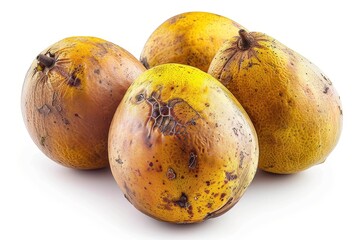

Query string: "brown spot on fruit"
[220, 193, 226, 199]
[188, 152, 197, 169]
[135, 93, 145, 103]
[68, 74, 81, 87]
[174, 193, 189, 208]
[239, 151, 245, 168]
[323, 86, 329, 94]
[225, 171, 238, 181]
[40, 136, 46, 146]
[233, 128, 238, 136]
[166, 167, 176, 180]
[115, 158, 123, 164]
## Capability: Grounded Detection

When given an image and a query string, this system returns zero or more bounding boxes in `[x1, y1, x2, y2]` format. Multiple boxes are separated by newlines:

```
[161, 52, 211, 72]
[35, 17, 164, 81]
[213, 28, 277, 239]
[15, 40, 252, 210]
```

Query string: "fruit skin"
[208, 30, 342, 174]
[140, 11, 246, 72]
[108, 63, 258, 223]
[22, 36, 145, 169]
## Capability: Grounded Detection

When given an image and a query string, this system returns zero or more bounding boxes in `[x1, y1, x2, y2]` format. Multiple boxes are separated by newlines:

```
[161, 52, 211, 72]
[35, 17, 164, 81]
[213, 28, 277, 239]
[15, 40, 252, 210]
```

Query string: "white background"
[1, 0, 358, 239]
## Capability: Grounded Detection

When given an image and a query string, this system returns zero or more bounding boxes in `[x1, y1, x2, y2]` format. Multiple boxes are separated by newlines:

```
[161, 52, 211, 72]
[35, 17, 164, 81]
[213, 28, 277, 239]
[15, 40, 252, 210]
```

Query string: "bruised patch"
[145, 87, 201, 142]
[38, 104, 51, 115]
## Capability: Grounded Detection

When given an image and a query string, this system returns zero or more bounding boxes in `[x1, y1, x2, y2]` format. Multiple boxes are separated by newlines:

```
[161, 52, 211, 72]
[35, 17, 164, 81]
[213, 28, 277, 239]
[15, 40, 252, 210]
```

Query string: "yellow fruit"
[140, 11, 246, 72]
[21, 36, 145, 169]
[108, 64, 258, 223]
[208, 29, 342, 174]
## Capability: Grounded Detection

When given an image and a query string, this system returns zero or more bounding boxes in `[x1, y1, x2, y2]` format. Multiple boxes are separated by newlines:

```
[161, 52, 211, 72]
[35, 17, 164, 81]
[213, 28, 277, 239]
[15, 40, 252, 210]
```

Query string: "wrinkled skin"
[208, 30, 342, 174]
[109, 64, 258, 223]
[22, 37, 145, 169]
[140, 11, 246, 72]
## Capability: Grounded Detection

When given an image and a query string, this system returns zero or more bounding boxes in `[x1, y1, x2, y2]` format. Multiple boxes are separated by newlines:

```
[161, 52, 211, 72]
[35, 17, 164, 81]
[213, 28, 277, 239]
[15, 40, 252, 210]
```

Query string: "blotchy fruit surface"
[208, 30, 342, 174]
[108, 64, 258, 223]
[22, 36, 145, 169]
[140, 12, 246, 72]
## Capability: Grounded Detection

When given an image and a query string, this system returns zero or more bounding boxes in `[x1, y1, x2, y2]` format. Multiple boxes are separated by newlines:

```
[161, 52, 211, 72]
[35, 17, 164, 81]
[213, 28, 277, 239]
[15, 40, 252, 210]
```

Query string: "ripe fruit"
[108, 64, 258, 223]
[21, 36, 145, 169]
[140, 11, 246, 72]
[208, 29, 342, 174]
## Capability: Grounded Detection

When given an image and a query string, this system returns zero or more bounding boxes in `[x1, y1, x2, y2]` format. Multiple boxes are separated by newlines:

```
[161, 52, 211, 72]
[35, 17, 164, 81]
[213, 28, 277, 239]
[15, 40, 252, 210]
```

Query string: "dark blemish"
[38, 104, 51, 115]
[213, 193, 219, 198]
[233, 128, 238, 136]
[205, 181, 210, 186]
[148, 182, 152, 185]
[187, 205, 194, 217]
[338, 105, 343, 115]
[220, 193, 226, 199]
[68, 73, 81, 87]
[166, 167, 176, 180]
[206, 203, 212, 208]
[115, 158, 123, 164]
[205, 103, 210, 107]
[149, 162, 153, 167]
[195, 175, 198, 178]
[181, 175, 185, 179]
[141, 57, 150, 69]
[323, 86, 329, 94]
[62, 118, 70, 125]
[94, 69, 100, 74]
[40, 136, 46, 146]
[129, 140, 133, 146]
[279, 92, 284, 97]
[204, 190, 210, 194]
[99, 80, 102, 84]
[215, 123, 219, 127]
[225, 171, 238, 181]
[188, 152, 197, 169]
[74, 113, 80, 118]
[174, 193, 190, 208]
[239, 151, 245, 168]
[135, 93, 145, 103]
[321, 73, 333, 85]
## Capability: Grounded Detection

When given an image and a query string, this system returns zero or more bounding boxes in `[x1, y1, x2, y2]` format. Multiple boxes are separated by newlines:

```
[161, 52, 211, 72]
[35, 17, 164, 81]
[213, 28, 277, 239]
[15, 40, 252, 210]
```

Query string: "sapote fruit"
[108, 63, 259, 223]
[21, 36, 145, 169]
[208, 29, 342, 174]
[140, 11, 246, 72]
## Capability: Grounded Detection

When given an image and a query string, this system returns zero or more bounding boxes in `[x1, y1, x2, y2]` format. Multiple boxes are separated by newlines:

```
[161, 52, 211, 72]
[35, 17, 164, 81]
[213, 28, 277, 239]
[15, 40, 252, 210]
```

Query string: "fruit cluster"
[21, 12, 342, 224]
